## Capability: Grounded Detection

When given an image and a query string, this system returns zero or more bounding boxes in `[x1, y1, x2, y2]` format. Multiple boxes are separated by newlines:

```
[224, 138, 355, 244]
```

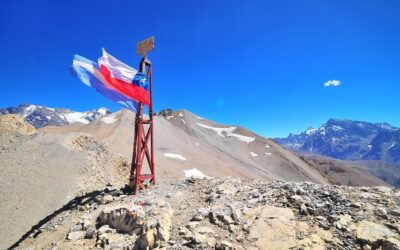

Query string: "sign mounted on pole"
[136, 36, 155, 56]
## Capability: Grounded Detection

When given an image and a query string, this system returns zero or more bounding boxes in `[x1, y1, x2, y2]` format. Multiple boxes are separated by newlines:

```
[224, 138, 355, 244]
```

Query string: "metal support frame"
[129, 56, 155, 194]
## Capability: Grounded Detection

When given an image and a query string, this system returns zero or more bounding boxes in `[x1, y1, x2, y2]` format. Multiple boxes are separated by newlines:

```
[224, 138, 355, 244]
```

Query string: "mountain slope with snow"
[0, 104, 111, 128]
[47, 109, 329, 183]
[275, 119, 400, 164]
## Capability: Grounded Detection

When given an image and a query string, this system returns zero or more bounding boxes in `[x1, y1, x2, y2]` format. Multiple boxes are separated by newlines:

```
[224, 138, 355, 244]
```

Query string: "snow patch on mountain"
[101, 114, 117, 124]
[387, 142, 398, 150]
[331, 125, 344, 131]
[0, 104, 111, 128]
[183, 168, 208, 178]
[163, 153, 186, 161]
[63, 112, 91, 124]
[305, 128, 317, 135]
[250, 152, 258, 157]
[196, 123, 255, 143]
[97, 108, 110, 116]
[22, 105, 38, 118]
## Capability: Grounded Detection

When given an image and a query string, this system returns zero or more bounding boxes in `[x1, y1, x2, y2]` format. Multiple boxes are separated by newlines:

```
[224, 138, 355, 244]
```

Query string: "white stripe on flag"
[99, 49, 138, 83]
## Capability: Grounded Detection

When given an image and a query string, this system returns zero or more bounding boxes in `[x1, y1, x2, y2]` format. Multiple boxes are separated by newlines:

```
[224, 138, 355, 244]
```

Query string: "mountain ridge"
[275, 118, 400, 164]
[0, 104, 111, 128]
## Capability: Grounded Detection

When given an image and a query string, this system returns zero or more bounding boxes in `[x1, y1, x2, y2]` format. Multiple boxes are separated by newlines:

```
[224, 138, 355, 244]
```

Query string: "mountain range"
[0, 103, 397, 248]
[275, 118, 400, 164]
[0, 104, 111, 128]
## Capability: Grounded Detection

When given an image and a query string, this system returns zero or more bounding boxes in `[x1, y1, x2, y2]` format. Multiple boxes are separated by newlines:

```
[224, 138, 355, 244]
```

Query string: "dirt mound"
[0, 114, 36, 135]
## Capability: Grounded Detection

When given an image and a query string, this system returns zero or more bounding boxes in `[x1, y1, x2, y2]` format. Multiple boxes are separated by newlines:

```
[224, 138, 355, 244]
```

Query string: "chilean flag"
[71, 55, 139, 111]
[71, 49, 150, 110]
[98, 49, 150, 106]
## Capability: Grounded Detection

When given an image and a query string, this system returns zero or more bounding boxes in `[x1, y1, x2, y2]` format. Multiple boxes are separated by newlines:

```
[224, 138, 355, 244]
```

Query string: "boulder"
[382, 237, 400, 250]
[134, 229, 157, 250]
[355, 221, 397, 246]
[97, 207, 145, 234]
[66, 231, 85, 241]
[249, 205, 298, 249]
[195, 226, 215, 235]
[298, 234, 325, 250]
[390, 208, 400, 217]
[84, 227, 95, 239]
[102, 194, 114, 204]
[156, 204, 174, 242]
[215, 240, 234, 249]
[336, 214, 352, 229]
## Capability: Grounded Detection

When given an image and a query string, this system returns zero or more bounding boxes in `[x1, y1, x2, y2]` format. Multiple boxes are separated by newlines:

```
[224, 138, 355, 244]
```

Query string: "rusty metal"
[130, 39, 155, 194]
[136, 36, 155, 56]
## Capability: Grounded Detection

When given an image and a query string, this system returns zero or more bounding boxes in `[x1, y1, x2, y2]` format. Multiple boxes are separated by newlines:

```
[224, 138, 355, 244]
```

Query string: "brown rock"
[382, 237, 400, 250]
[356, 221, 397, 246]
[135, 228, 157, 249]
[249, 205, 298, 249]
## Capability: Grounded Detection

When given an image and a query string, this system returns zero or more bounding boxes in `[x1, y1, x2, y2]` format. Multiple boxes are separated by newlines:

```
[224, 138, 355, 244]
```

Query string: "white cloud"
[324, 80, 341, 87]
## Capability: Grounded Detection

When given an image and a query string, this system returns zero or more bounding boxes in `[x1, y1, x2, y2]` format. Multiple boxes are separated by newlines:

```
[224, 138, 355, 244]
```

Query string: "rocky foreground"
[15, 177, 400, 250]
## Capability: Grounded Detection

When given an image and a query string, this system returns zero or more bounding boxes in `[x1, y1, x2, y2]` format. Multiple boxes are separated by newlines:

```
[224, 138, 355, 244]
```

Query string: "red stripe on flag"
[100, 65, 150, 106]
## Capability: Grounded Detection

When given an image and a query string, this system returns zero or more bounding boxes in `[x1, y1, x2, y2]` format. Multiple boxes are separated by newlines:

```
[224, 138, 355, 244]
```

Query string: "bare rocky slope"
[47, 109, 328, 183]
[0, 109, 392, 249]
[0, 115, 130, 249]
[14, 177, 400, 250]
[297, 154, 388, 187]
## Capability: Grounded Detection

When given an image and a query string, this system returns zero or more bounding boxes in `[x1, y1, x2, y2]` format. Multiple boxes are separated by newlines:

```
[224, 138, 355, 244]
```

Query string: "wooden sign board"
[136, 36, 155, 56]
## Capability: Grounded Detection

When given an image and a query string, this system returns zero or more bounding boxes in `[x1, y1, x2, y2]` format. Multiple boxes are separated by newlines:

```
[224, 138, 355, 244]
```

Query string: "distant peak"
[157, 108, 174, 117]
[96, 107, 111, 115]
[326, 118, 350, 124]
[304, 127, 317, 136]
[375, 122, 397, 131]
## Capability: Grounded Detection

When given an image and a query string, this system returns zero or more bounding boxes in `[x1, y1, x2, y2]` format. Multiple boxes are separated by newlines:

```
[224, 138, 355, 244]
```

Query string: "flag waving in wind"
[71, 49, 150, 111]
[98, 49, 150, 106]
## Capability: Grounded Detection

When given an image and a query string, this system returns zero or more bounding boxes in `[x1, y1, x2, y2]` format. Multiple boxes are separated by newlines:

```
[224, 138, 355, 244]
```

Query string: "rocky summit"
[15, 177, 400, 250]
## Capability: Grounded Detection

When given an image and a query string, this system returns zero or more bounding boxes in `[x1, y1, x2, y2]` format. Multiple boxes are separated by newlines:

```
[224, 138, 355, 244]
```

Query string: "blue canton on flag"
[132, 72, 150, 91]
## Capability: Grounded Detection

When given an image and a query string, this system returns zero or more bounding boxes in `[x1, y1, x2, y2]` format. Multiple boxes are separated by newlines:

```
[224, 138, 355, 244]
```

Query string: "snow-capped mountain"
[275, 119, 400, 163]
[0, 104, 111, 128]
[364, 129, 400, 163]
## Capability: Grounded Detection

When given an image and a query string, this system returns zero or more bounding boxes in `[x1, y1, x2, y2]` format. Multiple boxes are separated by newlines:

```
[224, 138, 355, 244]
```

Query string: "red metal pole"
[129, 56, 155, 193]
[149, 66, 155, 184]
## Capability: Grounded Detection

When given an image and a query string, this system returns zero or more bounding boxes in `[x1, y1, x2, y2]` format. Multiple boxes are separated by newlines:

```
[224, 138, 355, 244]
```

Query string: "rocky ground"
[14, 177, 400, 250]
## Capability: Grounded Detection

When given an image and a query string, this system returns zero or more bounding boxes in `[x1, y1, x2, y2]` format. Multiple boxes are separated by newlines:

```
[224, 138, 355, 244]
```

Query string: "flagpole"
[130, 37, 155, 194]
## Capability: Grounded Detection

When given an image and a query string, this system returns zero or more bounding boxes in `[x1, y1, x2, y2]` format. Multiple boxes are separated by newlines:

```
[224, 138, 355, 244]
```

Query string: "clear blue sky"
[1, 0, 399, 137]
